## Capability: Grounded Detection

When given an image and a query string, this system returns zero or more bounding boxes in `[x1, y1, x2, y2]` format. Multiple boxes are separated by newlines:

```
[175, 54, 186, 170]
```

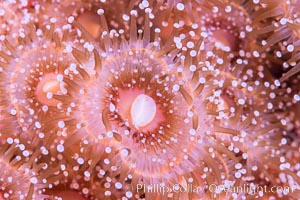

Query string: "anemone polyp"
[0, 23, 94, 139]
[81, 45, 197, 160]
[0, 1, 299, 200]
[78, 10, 215, 188]
[79, 7, 266, 199]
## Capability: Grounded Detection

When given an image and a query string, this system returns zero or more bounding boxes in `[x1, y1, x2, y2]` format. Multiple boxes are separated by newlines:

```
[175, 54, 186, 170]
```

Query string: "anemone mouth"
[34, 73, 65, 107]
[102, 49, 177, 137]
[114, 90, 162, 132]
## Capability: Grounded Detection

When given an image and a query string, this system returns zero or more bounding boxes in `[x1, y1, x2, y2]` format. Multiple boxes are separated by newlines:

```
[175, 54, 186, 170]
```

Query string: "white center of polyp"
[36, 74, 61, 106]
[42, 79, 59, 93]
[130, 94, 156, 129]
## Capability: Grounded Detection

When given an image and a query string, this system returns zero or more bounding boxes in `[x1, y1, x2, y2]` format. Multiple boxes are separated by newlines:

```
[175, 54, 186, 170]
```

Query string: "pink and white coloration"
[78, 8, 226, 199]
[0, 0, 299, 200]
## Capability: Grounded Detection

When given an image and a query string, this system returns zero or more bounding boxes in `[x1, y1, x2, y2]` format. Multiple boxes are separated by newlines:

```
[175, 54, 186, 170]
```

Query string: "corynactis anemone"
[0, 0, 299, 200]
[79, 9, 204, 195]
[0, 21, 91, 140]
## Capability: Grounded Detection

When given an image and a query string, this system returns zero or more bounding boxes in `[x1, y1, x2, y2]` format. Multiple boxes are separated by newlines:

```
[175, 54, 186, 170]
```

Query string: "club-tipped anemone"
[212, 115, 300, 199]
[209, 77, 300, 199]
[80, 9, 200, 176]
[0, 1, 299, 200]
[0, 23, 100, 174]
[176, 29, 300, 198]
[0, 22, 105, 199]
[75, 7, 269, 199]
[0, 23, 92, 139]
[76, 4, 298, 199]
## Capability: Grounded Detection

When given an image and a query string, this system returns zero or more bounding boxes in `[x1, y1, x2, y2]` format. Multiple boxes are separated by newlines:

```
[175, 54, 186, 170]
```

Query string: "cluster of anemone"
[0, 0, 299, 199]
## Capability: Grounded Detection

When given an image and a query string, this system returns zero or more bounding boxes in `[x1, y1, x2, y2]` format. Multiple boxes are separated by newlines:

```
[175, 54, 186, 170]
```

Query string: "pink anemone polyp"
[79, 16, 200, 179]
